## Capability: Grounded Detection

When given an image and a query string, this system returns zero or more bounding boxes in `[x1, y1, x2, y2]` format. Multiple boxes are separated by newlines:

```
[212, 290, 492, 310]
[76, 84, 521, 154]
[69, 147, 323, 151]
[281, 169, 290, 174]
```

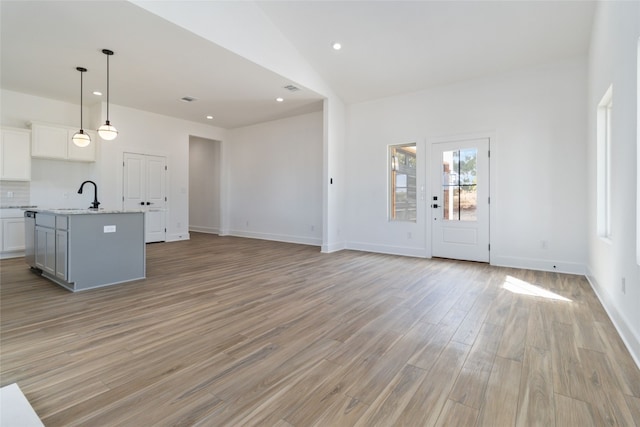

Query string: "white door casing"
[431, 138, 490, 262]
[123, 152, 167, 243]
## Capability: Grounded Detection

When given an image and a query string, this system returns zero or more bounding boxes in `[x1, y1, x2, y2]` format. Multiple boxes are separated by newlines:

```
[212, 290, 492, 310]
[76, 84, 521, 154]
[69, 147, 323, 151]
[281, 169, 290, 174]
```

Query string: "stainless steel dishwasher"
[24, 210, 36, 268]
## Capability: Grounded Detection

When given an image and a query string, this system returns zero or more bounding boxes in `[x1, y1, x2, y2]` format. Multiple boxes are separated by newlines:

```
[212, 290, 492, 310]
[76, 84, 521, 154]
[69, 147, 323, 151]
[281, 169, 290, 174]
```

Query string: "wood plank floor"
[1, 233, 639, 426]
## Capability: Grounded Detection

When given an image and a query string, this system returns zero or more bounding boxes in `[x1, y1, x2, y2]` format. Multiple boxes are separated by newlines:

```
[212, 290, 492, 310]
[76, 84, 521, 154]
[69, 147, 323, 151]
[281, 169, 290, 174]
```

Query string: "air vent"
[283, 85, 300, 92]
[180, 96, 197, 102]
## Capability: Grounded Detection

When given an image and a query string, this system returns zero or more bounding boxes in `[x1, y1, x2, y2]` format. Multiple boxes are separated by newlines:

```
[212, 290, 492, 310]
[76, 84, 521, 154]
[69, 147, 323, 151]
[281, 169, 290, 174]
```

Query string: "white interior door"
[123, 152, 167, 243]
[431, 138, 490, 262]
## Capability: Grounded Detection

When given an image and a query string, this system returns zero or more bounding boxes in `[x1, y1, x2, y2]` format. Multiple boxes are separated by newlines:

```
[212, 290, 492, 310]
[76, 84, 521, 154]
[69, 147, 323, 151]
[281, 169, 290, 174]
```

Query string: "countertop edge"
[34, 209, 146, 215]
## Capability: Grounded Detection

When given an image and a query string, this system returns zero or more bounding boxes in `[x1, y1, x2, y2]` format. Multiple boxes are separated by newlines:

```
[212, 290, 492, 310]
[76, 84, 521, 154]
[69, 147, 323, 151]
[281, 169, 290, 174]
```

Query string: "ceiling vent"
[283, 85, 300, 92]
[180, 96, 197, 102]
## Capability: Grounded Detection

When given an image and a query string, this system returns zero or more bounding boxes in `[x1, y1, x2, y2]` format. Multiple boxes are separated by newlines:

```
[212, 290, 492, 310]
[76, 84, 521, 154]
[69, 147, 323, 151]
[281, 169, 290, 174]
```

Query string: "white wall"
[346, 57, 588, 273]
[132, 0, 346, 252]
[227, 111, 323, 245]
[1, 89, 227, 242]
[189, 136, 221, 233]
[587, 1, 640, 366]
[1, 90, 99, 209]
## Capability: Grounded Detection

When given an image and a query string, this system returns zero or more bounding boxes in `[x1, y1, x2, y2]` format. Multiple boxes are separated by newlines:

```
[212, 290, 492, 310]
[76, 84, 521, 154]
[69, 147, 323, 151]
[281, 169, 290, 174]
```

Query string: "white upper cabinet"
[30, 122, 96, 162]
[0, 127, 31, 181]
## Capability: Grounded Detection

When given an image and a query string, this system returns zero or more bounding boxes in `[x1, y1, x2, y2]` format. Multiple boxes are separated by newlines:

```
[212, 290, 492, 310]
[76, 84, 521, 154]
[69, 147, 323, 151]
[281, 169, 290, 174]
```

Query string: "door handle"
[146, 202, 152, 205]
[432, 204, 439, 208]
[139, 202, 145, 206]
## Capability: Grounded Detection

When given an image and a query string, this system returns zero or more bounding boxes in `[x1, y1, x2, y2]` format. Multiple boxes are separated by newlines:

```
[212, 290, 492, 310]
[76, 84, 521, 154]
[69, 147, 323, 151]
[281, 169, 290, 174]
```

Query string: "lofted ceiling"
[1, 1, 596, 129]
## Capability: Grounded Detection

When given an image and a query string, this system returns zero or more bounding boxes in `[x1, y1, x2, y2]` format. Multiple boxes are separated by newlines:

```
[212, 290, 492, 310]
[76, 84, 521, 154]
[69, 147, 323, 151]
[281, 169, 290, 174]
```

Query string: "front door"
[123, 152, 167, 243]
[431, 138, 490, 262]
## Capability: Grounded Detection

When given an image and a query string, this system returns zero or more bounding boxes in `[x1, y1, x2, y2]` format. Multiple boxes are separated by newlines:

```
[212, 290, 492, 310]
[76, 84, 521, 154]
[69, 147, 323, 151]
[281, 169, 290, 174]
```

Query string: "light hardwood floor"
[1, 233, 639, 426]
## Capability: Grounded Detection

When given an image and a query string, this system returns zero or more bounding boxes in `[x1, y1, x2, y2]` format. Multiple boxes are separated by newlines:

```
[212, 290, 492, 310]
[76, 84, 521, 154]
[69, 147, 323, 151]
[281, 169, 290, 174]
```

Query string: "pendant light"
[72, 67, 91, 148]
[97, 49, 118, 140]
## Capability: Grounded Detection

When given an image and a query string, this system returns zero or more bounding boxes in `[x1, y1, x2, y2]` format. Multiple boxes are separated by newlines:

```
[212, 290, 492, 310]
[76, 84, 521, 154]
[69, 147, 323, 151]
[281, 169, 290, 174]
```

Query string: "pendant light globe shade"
[97, 121, 118, 140]
[72, 130, 91, 147]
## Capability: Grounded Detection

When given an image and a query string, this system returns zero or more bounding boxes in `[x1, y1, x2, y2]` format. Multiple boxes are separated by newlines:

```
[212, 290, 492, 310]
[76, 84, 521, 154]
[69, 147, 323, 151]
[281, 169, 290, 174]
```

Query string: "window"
[441, 148, 478, 221]
[597, 85, 613, 239]
[389, 143, 417, 221]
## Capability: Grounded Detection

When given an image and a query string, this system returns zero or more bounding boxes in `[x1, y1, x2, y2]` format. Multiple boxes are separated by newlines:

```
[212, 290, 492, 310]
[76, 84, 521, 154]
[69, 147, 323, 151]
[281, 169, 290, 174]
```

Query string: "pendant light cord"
[77, 67, 86, 131]
[106, 53, 109, 121]
[80, 70, 83, 130]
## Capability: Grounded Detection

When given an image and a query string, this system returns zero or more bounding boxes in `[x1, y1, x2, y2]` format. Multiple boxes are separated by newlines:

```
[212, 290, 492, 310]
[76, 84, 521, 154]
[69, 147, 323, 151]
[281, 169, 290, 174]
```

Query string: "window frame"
[597, 85, 613, 241]
[389, 142, 417, 222]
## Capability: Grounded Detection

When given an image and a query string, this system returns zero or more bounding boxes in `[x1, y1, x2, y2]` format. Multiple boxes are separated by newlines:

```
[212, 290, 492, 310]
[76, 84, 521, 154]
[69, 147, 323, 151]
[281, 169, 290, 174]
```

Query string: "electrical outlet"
[541, 240, 548, 250]
[246, 220, 250, 227]
[407, 232, 412, 239]
[7, 191, 13, 198]
[622, 277, 626, 294]
[310, 225, 315, 231]
[177, 222, 181, 228]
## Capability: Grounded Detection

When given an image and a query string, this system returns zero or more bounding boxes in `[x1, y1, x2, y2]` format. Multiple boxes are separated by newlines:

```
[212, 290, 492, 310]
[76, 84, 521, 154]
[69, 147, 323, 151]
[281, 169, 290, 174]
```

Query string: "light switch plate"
[104, 225, 116, 233]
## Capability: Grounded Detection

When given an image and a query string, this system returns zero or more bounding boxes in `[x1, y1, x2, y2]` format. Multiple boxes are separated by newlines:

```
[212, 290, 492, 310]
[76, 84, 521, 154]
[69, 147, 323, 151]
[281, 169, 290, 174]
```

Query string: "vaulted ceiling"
[1, 1, 596, 129]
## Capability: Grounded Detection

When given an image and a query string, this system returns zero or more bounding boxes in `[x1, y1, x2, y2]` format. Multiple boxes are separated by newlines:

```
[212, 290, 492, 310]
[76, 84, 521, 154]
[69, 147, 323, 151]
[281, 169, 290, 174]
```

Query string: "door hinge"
[165, 197, 167, 202]
[123, 161, 125, 167]
[164, 228, 167, 232]
[165, 165, 167, 171]
[488, 244, 491, 251]
[488, 196, 490, 204]
[488, 150, 491, 158]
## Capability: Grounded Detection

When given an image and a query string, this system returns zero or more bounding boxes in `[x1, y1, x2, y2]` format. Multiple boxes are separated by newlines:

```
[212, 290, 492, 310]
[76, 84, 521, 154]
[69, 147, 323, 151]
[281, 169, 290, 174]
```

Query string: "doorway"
[188, 137, 221, 234]
[431, 138, 490, 262]
[123, 152, 167, 243]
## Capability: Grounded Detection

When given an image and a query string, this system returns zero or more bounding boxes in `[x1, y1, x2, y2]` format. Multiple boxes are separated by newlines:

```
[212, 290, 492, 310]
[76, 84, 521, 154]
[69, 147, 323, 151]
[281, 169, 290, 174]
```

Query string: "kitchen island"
[29, 209, 145, 291]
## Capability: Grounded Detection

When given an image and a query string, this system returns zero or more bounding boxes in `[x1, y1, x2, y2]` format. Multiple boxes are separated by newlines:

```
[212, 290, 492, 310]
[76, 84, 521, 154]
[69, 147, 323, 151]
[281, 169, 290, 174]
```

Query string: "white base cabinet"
[1, 217, 26, 254]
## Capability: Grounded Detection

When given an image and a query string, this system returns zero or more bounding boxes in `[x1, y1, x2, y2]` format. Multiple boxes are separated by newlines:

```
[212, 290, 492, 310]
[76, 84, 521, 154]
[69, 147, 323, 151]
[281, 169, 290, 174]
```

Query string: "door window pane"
[390, 143, 417, 221]
[442, 148, 477, 221]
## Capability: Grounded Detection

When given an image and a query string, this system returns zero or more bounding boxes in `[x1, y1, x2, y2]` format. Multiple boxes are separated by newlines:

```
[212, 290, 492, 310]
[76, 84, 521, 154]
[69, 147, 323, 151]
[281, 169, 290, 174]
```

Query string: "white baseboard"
[189, 225, 219, 234]
[346, 241, 427, 258]
[165, 232, 190, 242]
[322, 240, 346, 253]
[585, 267, 640, 370]
[491, 255, 586, 275]
[229, 229, 322, 247]
[0, 250, 24, 260]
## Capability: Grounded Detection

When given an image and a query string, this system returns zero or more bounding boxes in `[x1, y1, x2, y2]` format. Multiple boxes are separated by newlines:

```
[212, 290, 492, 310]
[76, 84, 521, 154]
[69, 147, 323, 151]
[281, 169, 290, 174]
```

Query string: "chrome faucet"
[77, 180, 100, 210]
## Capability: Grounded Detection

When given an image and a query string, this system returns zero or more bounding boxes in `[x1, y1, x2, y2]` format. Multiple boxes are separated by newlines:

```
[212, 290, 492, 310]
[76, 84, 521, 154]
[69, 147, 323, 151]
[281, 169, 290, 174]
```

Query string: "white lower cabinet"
[1, 218, 25, 252]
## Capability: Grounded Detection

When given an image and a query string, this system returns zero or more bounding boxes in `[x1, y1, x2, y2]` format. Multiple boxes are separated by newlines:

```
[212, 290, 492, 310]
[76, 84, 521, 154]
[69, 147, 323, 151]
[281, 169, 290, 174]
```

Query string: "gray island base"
[32, 210, 145, 291]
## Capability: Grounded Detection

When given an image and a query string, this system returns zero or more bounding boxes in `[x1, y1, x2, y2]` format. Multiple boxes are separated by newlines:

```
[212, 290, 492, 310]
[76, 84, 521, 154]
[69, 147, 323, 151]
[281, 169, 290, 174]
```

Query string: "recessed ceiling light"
[332, 42, 342, 50]
[93, 91, 102, 96]
[276, 97, 284, 102]
[206, 115, 213, 120]
[180, 96, 197, 102]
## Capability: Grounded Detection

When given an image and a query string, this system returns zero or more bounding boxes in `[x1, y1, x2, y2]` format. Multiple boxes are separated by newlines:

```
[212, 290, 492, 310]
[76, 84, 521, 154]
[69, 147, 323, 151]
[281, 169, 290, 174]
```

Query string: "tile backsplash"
[0, 181, 31, 207]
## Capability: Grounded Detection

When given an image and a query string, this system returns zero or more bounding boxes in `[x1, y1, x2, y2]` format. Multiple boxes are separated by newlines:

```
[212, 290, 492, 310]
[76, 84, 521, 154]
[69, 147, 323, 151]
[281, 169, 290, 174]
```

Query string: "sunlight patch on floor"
[502, 275, 572, 302]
